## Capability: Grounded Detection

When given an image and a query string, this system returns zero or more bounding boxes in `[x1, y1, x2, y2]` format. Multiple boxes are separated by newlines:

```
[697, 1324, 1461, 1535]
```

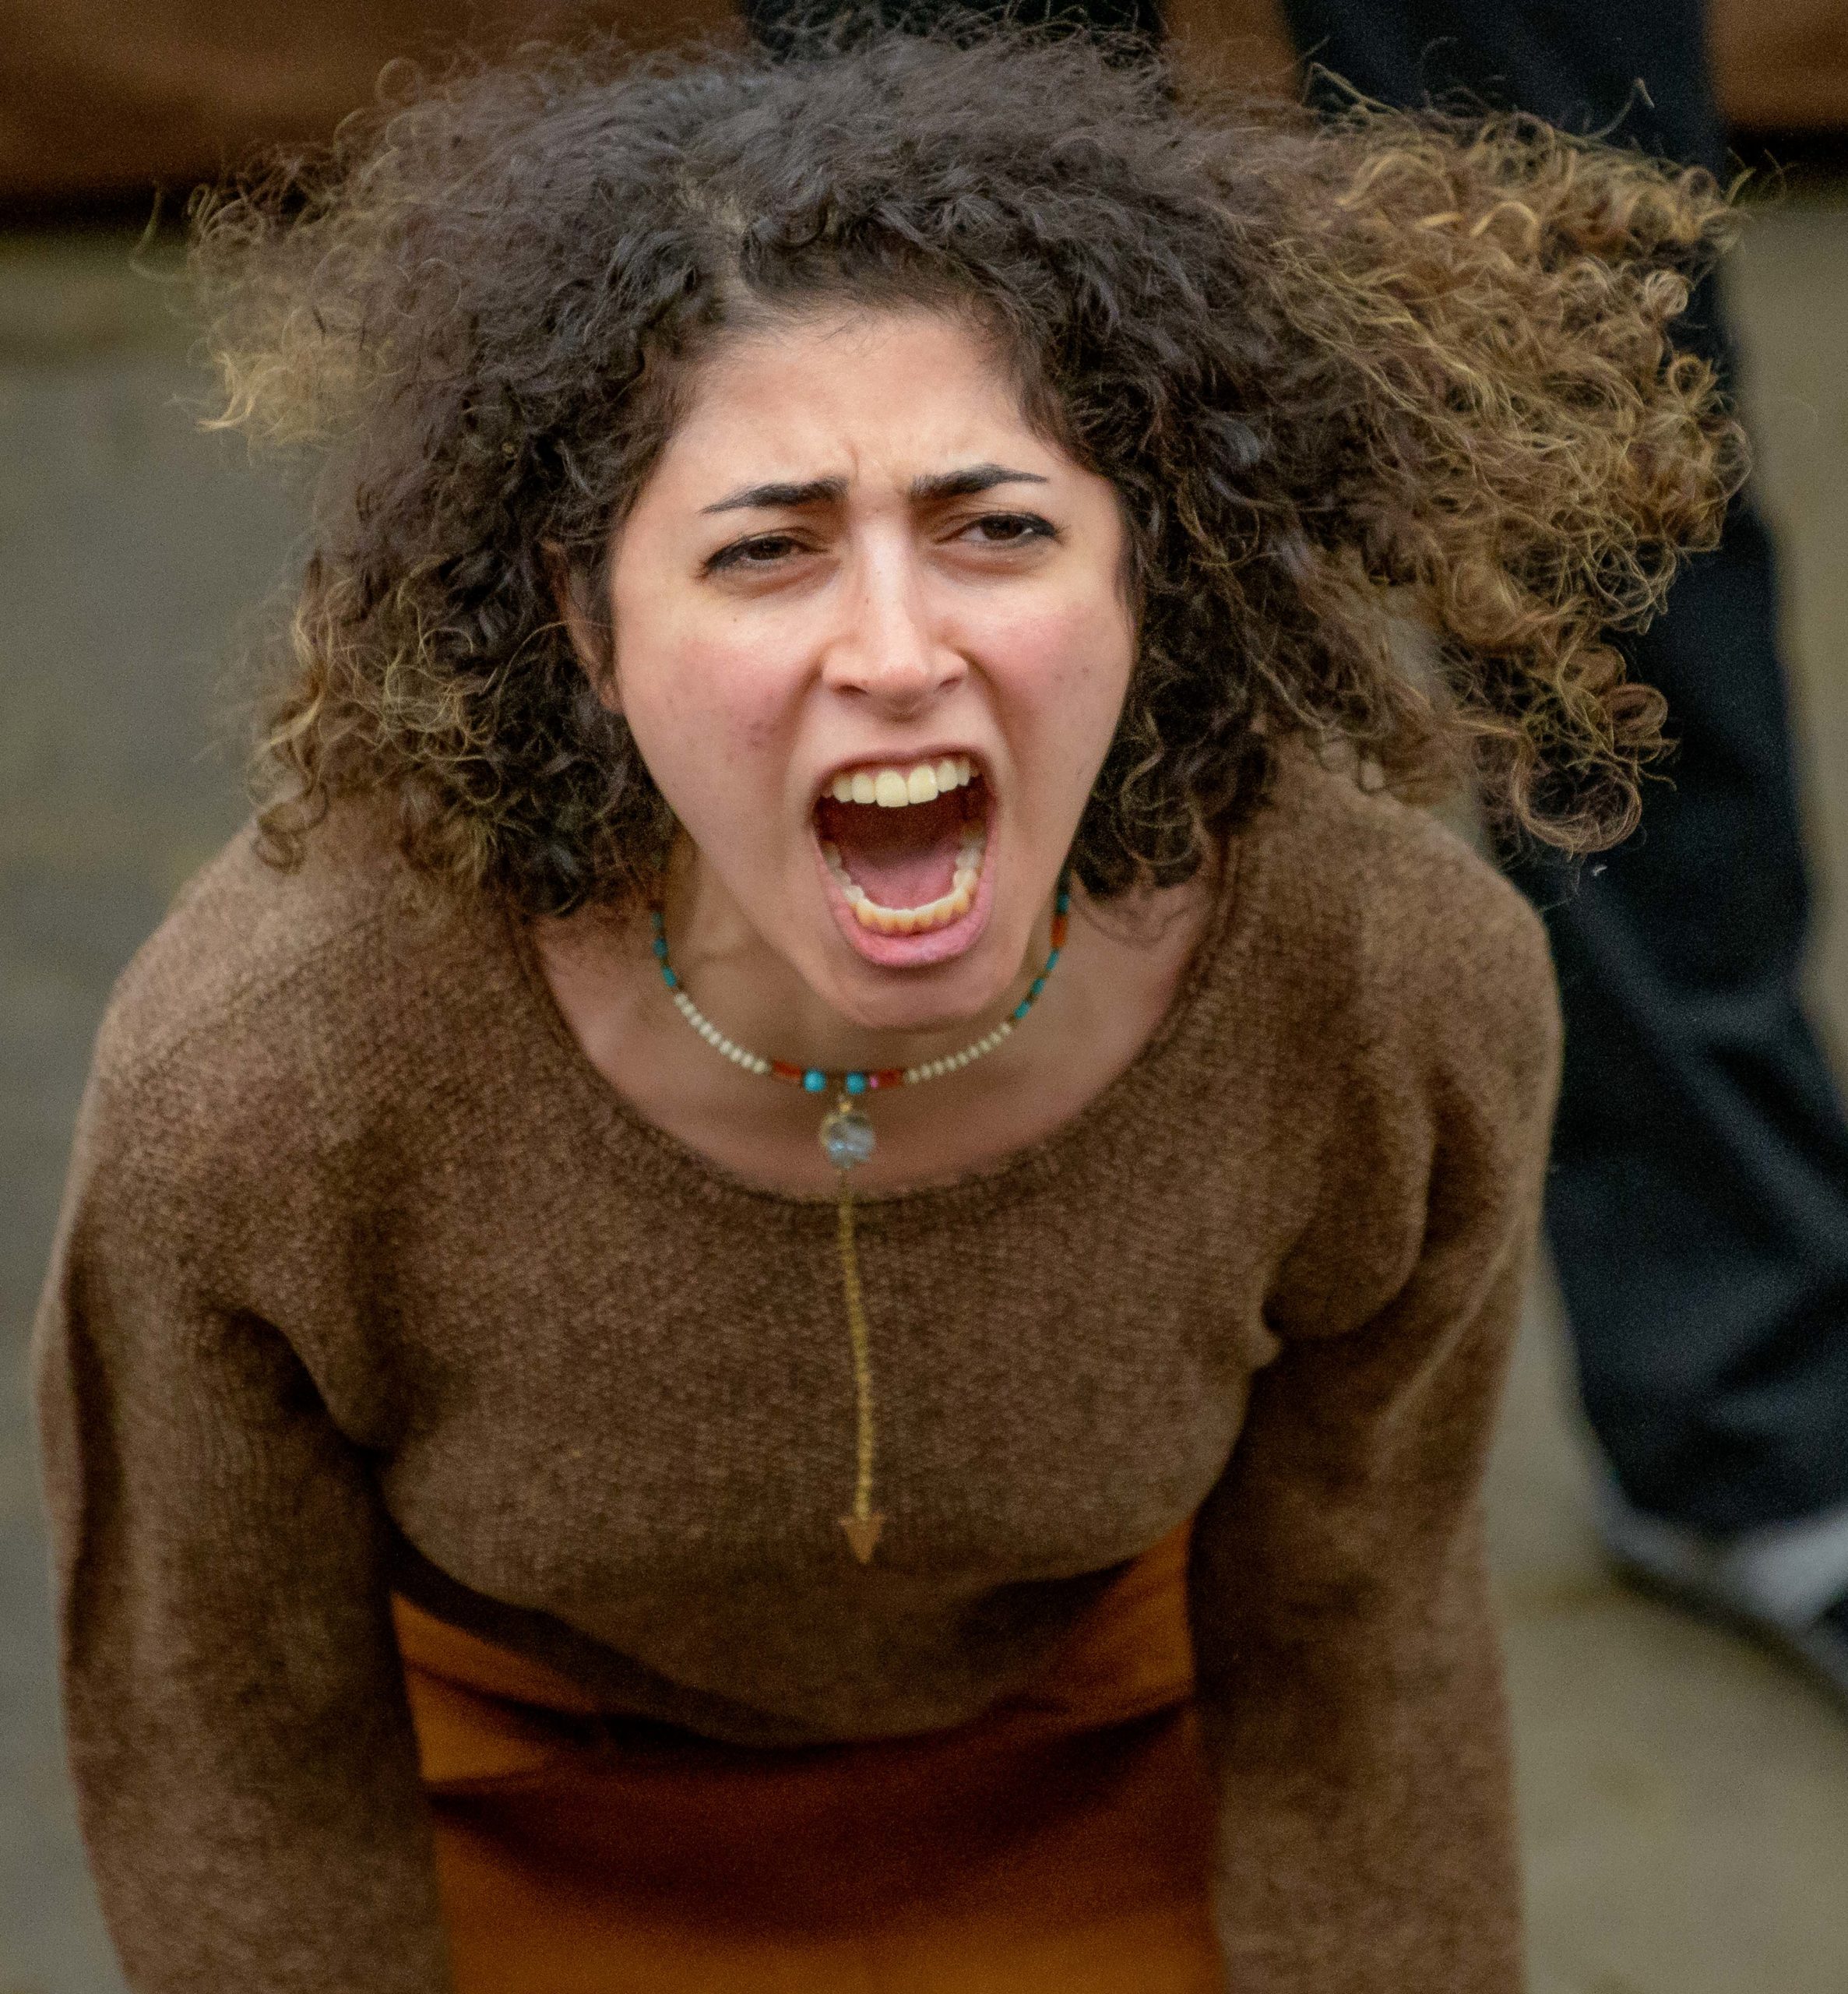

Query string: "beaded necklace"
[648, 880, 1072, 1563]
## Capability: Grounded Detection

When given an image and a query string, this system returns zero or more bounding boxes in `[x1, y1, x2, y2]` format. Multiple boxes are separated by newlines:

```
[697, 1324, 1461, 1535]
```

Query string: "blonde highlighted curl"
[192, 22, 1744, 914]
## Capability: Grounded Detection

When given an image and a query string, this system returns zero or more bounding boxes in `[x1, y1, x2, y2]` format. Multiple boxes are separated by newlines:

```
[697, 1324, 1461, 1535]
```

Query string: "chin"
[805, 890, 1044, 1034]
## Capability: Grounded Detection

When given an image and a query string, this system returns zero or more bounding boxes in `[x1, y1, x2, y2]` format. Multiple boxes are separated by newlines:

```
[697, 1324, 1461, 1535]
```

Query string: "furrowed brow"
[910, 464, 1049, 503]
[701, 476, 848, 516]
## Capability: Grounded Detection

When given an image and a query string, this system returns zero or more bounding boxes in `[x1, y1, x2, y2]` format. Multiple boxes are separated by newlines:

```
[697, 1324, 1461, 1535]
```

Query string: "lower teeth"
[822, 838, 984, 935]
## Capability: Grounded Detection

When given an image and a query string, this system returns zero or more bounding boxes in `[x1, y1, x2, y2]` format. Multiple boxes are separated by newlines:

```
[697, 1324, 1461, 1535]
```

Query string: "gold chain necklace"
[648, 883, 1072, 1562]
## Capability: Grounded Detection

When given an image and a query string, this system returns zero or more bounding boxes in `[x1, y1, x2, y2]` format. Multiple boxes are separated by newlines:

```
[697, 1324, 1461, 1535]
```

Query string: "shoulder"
[1239, 751, 1558, 1069]
[85, 806, 508, 1188]
[100, 810, 395, 1073]
[1221, 756, 1563, 1336]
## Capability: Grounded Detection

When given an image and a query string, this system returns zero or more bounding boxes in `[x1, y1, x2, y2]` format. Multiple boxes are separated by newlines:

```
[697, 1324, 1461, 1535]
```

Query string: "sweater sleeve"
[1188, 867, 1561, 1993]
[32, 1059, 452, 1994]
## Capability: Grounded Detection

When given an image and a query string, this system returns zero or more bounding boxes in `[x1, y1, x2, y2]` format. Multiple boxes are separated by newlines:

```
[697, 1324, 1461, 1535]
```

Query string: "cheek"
[622, 615, 793, 773]
[989, 589, 1135, 755]
[616, 622, 807, 878]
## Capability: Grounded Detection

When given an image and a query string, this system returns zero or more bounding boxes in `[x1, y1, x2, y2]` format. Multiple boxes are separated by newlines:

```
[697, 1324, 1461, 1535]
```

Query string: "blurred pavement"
[2, 203, 1846, 1992]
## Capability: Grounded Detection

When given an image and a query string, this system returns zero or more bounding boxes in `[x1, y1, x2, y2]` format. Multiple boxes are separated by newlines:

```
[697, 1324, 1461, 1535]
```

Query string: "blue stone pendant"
[819, 1100, 877, 1169]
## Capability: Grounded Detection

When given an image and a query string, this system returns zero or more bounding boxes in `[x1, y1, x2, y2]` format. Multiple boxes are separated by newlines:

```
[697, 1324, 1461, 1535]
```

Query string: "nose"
[820, 541, 965, 717]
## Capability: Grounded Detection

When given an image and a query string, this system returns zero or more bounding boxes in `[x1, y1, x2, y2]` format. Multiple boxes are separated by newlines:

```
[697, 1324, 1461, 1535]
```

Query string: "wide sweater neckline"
[501, 830, 1258, 1221]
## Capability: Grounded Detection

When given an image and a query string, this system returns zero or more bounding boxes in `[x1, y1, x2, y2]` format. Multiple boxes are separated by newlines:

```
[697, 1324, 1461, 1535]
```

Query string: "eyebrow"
[699, 463, 1049, 515]
[913, 463, 1050, 504]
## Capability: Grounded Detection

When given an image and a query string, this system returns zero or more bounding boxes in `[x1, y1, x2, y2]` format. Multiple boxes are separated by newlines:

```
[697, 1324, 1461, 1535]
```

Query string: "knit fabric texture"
[35, 752, 1561, 1992]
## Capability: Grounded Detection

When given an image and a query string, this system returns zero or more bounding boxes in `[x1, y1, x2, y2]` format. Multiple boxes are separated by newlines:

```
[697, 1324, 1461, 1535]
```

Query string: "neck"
[658, 844, 1054, 1078]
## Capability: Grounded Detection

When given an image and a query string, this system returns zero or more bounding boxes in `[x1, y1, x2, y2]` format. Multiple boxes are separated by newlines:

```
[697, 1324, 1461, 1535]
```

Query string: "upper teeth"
[829, 756, 973, 807]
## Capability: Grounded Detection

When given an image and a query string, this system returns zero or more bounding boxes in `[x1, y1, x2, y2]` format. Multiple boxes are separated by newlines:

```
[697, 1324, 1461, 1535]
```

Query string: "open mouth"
[813, 755, 990, 947]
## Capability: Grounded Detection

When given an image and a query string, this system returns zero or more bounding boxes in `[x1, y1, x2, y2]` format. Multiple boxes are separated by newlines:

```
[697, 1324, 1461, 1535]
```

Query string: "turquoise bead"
[803, 1069, 827, 1093]
[663, 968, 678, 989]
[1056, 891, 1071, 914]
[651, 936, 668, 959]
[1044, 949, 1061, 970]
[1013, 1000, 1031, 1021]
[845, 1073, 868, 1094]
[1030, 977, 1046, 998]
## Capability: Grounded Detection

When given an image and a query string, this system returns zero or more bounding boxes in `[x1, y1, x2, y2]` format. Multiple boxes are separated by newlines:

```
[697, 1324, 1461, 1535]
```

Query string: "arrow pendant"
[840, 1510, 886, 1563]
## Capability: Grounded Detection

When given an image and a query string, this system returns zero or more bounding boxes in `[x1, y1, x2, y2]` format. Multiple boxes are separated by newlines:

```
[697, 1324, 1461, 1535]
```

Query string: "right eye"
[704, 533, 808, 574]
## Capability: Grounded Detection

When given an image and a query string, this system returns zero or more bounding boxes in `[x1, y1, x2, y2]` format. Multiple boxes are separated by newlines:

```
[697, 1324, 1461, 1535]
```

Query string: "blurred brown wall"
[1711, 0, 1848, 131]
[0, 0, 737, 207]
[2, 0, 1844, 210]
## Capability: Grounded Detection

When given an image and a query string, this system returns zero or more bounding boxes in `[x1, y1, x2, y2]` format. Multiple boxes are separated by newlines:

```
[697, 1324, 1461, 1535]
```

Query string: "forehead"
[649, 306, 1066, 497]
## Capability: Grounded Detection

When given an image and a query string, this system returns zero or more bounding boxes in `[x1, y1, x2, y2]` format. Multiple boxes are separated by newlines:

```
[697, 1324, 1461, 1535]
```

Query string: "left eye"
[959, 512, 1055, 546]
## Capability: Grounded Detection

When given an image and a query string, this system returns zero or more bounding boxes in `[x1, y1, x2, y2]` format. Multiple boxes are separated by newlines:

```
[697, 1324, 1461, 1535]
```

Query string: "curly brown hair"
[192, 20, 1744, 915]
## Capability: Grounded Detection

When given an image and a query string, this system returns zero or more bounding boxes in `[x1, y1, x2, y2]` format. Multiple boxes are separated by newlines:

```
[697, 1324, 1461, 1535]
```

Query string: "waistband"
[393, 1518, 1196, 1787]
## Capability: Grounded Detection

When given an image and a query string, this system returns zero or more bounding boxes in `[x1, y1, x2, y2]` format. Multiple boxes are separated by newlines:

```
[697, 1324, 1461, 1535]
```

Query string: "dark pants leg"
[1280, 0, 1848, 1532]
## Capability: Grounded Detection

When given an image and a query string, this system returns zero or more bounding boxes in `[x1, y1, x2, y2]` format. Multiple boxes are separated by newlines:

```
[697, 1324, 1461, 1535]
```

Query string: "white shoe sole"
[1596, 1480, 1848, 1713]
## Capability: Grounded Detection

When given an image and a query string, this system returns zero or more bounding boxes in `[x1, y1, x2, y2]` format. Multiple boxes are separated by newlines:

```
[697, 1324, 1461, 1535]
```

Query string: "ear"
[545, 543, 621, 715]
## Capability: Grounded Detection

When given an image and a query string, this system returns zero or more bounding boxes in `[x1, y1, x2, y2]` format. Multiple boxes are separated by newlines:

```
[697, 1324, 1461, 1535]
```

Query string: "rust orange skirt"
[393, 1524, 1222, 1993]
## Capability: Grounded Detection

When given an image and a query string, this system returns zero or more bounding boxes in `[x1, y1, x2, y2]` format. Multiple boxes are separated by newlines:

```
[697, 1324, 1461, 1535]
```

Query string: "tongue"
[818, 791, 966, 908]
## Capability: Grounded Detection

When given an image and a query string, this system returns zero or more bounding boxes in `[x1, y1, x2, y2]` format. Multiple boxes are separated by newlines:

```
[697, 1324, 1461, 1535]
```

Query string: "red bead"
[1050, 914, 1069, 950]
[870, 1069, 904, 1090]
[770, 1060, 804, 1085]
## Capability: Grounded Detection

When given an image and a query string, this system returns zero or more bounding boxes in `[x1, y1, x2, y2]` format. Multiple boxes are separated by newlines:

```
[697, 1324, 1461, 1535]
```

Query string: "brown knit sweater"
[35, 753, 1559, 1994]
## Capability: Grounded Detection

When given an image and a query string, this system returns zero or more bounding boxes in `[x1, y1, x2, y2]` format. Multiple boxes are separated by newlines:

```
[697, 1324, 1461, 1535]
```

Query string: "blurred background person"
[1265, 0, 1848, 1702]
